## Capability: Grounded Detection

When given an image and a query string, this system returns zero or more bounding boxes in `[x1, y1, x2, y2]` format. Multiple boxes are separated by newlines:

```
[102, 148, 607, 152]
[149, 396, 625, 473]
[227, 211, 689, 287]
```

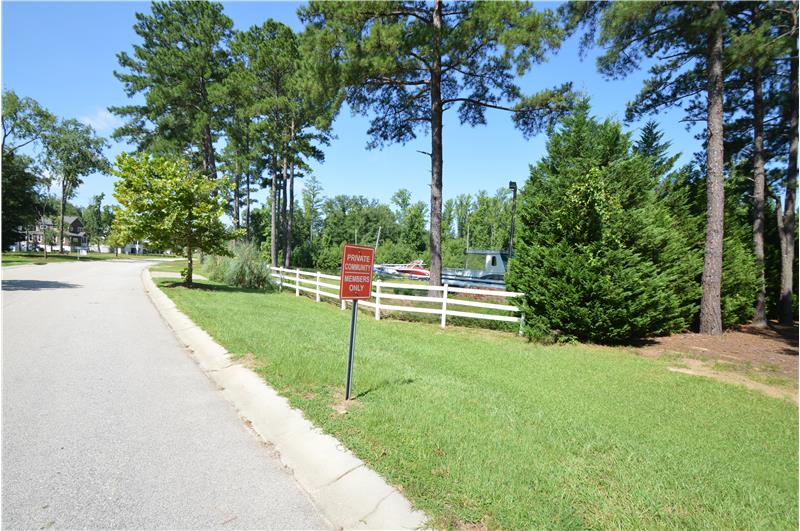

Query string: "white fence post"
[316, 272, 321, 302]
[518, 313, 525, 336]
[341, 298, 346, 310]
[375, 279, 381, 320]
[441, 284, 449, 329]
[295, 268, 300, 296]
[279, 267, 284, 291]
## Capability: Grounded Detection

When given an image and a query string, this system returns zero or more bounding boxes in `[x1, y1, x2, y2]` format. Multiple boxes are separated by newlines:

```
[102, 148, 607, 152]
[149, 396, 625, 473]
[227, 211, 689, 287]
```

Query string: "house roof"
[40, 216, 82, 226]
[32, 216, 85, 236]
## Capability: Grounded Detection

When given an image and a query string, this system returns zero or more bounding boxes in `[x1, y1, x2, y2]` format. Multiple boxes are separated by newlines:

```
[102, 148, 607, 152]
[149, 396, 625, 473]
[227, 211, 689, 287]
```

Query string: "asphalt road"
[1, 259, 327, 529]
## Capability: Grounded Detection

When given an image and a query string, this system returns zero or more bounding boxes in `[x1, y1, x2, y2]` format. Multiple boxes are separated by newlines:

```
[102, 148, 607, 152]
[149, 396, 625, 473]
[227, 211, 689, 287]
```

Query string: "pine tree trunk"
[246, 168, 251, 242]
[198, 76, 217, 181]
[285, 159, 295, 268]
[59, 180, 66, 254]
[203, 125, 217, 180]
[428, 0, 444, 288]
[751, 61, 767, 327]
[270, 162, 279, 267]
[699, 1, 725, 335]
[284, 121, 295, 268]
[281, 155, 289, 268]
[233, 158, 241, 232]
[779, 46, 798, 325]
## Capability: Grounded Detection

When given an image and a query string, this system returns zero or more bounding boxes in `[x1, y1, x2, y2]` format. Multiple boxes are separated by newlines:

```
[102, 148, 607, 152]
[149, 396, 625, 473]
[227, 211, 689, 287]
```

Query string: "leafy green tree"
[442, 237, 467, 268]
[301, 175, 325, 243]
[1, 91, 56, 250]
[467, 188, 512, 250]
[453, 194, 473, 239]
[83, 193, 114, 252]
[112, 153, 234, 286]
[442, 198, 456, 240]
[111, 1, 233, 178]
[1, 151, 40, 248]
[43, 118, 108, 253]
[565, 1, 729, 334]
[302, 0, 577, 286]
[391, 189, 412, 225]
[401, 201, 429, 254]
[375, 240, 416, 265]
[507, 103, 701, 342]
[1, 90, 56, 153]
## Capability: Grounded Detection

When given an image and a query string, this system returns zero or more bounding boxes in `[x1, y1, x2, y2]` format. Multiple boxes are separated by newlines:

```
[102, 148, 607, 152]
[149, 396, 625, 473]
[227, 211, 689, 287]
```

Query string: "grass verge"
[156, 279, 798, 529]
[2, 251, 124, 267]
[149, 259, 188, 274]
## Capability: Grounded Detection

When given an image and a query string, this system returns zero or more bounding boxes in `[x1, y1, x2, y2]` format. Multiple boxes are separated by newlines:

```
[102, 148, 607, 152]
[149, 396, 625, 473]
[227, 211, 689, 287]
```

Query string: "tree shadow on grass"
[355, 377, 416, 400]
[1, 279, 81, 291]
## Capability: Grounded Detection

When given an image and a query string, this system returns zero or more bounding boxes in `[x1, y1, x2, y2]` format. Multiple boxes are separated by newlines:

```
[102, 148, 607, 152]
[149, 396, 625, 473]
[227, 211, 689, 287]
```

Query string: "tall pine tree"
[301, 1, 577, 287]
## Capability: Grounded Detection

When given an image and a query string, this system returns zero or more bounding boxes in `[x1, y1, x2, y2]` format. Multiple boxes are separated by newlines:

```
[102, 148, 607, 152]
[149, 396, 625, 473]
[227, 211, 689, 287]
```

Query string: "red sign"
[339, 244, 375, 300]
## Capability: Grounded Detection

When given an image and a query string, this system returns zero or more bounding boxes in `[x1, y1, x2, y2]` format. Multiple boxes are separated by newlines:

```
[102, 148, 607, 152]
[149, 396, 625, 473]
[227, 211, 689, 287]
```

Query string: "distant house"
[21, 216, 88, 251]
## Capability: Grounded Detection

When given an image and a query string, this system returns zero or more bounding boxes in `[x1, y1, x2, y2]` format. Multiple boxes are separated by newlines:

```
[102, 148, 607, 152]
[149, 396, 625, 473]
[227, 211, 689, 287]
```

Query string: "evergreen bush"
[507, 103, 701, 343]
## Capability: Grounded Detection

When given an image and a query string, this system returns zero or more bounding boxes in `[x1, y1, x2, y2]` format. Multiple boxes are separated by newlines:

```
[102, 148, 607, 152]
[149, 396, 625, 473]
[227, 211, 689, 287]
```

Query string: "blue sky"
[2, 1, 703, 211]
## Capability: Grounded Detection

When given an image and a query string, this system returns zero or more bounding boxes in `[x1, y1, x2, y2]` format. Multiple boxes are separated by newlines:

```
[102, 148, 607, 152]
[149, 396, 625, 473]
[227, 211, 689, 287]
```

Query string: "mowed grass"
[149, 259, 187, 273]
[1, 251, 122, 267]
[158, 279, 799, 529]
[2, 252, 182, 268]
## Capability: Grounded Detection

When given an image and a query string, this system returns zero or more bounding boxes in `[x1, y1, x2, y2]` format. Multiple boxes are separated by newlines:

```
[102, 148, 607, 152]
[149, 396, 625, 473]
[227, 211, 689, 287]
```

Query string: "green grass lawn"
[149, 259, 187, 273]
[2, 252, 180, 267]
[157, 279, 798, 529]
[1, 251, 123, 267]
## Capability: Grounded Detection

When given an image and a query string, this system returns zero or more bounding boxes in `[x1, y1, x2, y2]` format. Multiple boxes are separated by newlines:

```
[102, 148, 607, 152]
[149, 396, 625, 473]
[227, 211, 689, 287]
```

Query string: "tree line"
[244, 179, 516, 272]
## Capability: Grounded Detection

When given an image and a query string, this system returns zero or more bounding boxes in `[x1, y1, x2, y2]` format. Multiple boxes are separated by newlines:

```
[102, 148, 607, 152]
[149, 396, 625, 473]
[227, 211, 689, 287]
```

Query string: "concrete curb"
[142, 269, 428, 530]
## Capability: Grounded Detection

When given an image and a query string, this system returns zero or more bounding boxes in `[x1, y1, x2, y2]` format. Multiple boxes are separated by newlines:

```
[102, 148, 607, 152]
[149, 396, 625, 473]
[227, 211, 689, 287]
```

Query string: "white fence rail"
[270, 266, 525, 334]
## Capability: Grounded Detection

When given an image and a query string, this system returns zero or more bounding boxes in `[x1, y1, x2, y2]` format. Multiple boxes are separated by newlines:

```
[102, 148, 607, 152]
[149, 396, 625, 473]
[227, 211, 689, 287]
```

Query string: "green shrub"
[202, 254, 228, 283]
[201, 243, 275, 290]
[507, 103, 701, 343]
[224, 243, 274, 289]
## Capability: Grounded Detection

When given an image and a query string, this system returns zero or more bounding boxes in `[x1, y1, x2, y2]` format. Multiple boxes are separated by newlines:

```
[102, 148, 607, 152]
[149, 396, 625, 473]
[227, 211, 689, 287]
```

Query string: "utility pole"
[508, 181, 517, 256]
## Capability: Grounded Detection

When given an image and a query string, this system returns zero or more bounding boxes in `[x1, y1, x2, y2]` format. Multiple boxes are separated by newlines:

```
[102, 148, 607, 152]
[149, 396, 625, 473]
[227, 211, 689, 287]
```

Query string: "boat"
[442, 249, 509, 289]
[393, 260, 431, 279]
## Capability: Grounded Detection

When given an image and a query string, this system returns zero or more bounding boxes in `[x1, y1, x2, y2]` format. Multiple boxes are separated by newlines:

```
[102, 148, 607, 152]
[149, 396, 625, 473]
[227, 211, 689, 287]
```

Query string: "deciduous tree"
[43, 118, 108, 253]
[1, 90, 55, 153]
[112, 153, 233, 286]
[1, 151, 40, 248]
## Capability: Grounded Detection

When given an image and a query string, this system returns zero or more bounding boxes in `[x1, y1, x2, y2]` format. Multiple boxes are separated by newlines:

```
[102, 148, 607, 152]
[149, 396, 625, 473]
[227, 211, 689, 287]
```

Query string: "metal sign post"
[345, 299, 358, 400]
[340, 244, 375, 401]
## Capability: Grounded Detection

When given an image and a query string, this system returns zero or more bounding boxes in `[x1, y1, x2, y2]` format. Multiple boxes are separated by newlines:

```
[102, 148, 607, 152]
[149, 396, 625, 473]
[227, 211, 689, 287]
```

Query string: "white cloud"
[79, 108, 122, 132]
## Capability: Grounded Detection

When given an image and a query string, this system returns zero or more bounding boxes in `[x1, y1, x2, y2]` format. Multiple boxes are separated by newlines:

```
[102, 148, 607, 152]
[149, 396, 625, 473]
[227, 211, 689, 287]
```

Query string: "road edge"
[141, 268, 428, 530]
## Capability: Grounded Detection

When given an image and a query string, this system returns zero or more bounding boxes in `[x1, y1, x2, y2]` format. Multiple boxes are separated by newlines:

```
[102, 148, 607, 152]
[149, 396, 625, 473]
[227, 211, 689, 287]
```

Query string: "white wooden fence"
[270, 266, 525, 334]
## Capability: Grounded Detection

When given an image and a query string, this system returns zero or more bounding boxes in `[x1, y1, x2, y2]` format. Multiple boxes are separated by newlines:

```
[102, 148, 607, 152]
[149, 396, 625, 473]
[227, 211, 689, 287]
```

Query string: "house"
[21, 216, 88, 251]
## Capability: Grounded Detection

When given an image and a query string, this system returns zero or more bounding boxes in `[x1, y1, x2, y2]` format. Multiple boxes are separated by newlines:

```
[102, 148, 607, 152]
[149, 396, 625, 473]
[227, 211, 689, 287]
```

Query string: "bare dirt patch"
[330, 388, 361, 415]
[668, 358, 797, 403]
[233, 351, 260, 370]
[636, 321, 798, 402]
